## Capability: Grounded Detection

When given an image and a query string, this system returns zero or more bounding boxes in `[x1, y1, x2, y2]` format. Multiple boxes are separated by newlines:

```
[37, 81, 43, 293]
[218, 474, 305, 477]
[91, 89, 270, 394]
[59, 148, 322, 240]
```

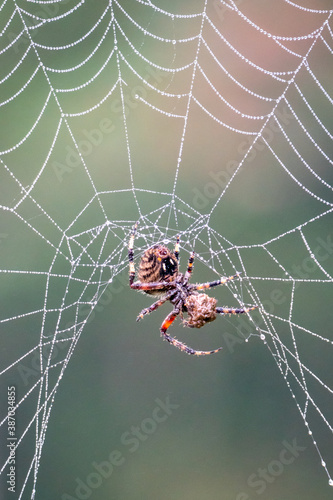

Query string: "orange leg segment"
[160, 310, 222, 356]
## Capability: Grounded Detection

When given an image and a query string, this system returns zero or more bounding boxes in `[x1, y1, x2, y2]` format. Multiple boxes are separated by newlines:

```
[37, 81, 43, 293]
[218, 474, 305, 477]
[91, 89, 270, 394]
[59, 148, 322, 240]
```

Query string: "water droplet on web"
[329, 479, 333, 487]
[260, 334, 265, 340]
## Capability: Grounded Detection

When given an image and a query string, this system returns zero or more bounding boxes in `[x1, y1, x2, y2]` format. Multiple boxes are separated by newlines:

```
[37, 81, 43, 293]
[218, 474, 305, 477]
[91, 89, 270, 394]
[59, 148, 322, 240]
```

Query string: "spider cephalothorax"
[128, 222, 256, 356]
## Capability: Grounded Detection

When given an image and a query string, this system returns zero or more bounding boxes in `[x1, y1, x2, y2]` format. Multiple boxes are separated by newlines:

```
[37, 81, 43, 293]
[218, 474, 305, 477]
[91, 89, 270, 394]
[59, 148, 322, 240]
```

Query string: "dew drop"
[329, 479, 333, 487]
[321, 461, 326, 467]
[260, 334, 265, 340]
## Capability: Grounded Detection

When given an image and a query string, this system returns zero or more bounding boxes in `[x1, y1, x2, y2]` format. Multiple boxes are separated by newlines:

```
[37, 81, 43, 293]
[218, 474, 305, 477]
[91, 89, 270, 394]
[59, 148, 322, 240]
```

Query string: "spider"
[128, 222, 256, 356]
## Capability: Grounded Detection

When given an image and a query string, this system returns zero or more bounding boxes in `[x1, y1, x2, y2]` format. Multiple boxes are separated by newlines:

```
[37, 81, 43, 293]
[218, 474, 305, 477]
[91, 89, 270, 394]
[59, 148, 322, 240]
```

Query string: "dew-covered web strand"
[207, 10, 333, 220]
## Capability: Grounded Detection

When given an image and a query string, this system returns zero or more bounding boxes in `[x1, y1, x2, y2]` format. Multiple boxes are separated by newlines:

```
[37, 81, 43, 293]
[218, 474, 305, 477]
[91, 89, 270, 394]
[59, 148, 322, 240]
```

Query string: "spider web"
[0, 0, 332, 498]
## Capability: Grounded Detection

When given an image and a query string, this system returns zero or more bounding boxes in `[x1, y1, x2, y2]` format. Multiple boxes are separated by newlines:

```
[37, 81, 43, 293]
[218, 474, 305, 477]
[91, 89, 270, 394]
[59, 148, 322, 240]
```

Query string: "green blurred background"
[0, 1, 332, 499]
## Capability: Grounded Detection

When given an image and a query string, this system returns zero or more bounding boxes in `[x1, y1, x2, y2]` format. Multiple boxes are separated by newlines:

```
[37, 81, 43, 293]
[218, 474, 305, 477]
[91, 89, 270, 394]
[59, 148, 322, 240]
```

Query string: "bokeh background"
[0, 1, 332, 499]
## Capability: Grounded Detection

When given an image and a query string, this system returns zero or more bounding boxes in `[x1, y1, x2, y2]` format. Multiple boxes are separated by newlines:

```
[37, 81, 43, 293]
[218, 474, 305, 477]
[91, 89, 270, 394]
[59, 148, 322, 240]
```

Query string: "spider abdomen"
[137, 245, 178, 294]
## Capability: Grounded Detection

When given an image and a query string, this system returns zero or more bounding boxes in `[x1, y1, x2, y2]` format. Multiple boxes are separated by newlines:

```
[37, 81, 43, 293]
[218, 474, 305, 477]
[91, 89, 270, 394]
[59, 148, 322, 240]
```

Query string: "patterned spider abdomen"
[137, 245, 178, 294]
[184, 293, 217, 328]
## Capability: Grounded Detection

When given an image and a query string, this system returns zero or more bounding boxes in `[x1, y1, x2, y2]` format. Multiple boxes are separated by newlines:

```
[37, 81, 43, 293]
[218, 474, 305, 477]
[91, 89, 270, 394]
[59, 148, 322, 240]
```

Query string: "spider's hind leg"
[174, 235, 180, 263]
[192, 273, 241, 291]
[160, 309, 222, 356]
[183, 252, 195, 283]
[128, 221, 139, 286]
[136, 290, 174, 322]
[216, 306, 257, 315]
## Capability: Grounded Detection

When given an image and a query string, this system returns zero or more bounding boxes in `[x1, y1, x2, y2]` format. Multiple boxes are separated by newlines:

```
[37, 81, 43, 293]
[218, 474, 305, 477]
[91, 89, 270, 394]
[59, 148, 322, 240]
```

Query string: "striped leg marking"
[128, 221, 139, 286]
[192, 273, 241, 291]
[184, 252, 195, 282]
[216, 306, 257, 315]
[131, 281, 175, 291]
[136, 291, 174, 322]
[160, 310, 222, 356]
[174, 235, 180, 263]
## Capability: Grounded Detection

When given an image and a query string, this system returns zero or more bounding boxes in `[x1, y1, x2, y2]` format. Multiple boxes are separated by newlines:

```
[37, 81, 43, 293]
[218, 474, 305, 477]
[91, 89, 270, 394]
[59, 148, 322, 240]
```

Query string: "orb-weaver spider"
[128, 222, 256, 356]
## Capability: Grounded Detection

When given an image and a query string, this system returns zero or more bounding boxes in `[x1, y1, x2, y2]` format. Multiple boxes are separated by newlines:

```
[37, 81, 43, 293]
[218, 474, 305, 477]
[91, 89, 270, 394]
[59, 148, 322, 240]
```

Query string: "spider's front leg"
[136, 290, 175, 322]
[160, 309, 222, 356]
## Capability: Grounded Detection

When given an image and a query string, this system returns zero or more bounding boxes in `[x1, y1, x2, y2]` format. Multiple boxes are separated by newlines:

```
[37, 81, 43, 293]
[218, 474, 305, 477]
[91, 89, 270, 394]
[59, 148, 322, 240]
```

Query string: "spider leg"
[190, 273, 241, 291]
[216, 306, 257, 315]
[183, 252, 195, 283]
[131, 280, 176, 291]
[174, 235, 180, 263]
[136, 290, 175, 322]
[160, 309, 222, 356]
[128, 221, 139, 286]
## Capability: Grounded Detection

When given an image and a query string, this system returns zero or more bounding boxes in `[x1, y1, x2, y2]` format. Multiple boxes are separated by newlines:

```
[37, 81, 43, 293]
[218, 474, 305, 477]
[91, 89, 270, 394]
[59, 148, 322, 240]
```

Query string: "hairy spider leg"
[160, 309, 222, 356]
[216, 306, 257, 315]
[183, 251, 195, 283]
[128, 221, 139, 286]
[174, 235, 180, 263]
[136, 289, 175, 322]
[130, 281, 176, 291]
[191, 273, 241, 291]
